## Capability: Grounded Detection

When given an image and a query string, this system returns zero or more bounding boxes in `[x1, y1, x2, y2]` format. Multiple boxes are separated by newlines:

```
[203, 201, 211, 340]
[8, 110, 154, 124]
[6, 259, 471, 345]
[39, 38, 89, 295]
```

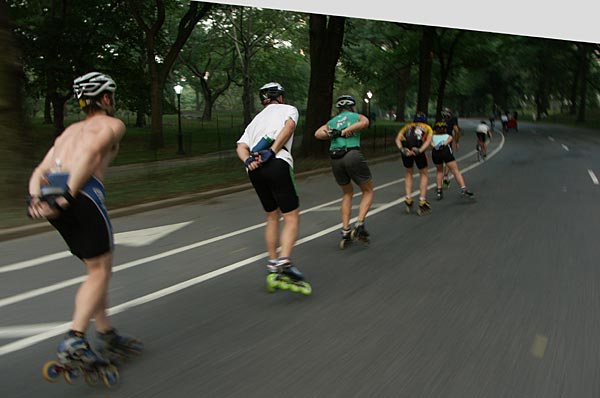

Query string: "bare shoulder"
[84, 115, 126, 139]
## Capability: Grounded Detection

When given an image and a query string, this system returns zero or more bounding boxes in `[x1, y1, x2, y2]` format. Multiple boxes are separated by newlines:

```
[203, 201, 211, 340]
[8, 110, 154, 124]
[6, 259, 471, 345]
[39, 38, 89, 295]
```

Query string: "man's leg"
[405, 168, 413, 198]
[419, 167, 429, 200]
[265, 210, 280, 260]
[279, 208, 299, 258]
[357, 179, 374, 222]
[340, 183, 353, 229]
[71, 251, 113, 333]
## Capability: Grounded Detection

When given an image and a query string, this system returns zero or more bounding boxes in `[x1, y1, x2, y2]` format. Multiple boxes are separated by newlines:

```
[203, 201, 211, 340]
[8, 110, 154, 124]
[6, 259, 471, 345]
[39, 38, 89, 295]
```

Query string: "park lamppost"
[366, 90, 373, 121]
[174, 83, 185, 155]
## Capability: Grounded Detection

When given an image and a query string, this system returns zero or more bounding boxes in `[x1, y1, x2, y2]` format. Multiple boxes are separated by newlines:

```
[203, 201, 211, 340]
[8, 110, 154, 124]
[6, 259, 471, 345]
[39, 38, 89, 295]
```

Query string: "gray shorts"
[331, 149, 372, 186]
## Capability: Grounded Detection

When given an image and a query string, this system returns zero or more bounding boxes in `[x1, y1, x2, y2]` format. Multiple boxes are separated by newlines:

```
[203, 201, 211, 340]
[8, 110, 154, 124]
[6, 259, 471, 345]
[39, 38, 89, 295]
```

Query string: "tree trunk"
[416, 26, 435, 117]
[51, 94, 66, 137]
[44, 95, 53, 124]
[301, 14, 345, 157]
[0, 2, 33, 210]
[395, 66, 411, 122]
[241, 59, 253, 127]
[576, 44, 591, 123]
[135, 110, 146, 127]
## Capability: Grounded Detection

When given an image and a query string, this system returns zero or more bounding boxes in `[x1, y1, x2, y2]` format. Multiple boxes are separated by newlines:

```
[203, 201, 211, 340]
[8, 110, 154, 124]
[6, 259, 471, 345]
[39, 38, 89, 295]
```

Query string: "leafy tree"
[126, 0, 212, 148]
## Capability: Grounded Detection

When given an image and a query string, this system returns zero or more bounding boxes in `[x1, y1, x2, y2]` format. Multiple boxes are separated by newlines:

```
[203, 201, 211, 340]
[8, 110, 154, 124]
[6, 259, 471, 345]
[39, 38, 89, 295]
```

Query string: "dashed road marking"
[588, 169, 599, 185]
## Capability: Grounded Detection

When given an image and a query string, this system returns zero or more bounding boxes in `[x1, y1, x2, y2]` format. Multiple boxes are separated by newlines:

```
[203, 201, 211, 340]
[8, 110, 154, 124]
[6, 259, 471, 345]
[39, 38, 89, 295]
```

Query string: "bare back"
[30, 113, 126, 197]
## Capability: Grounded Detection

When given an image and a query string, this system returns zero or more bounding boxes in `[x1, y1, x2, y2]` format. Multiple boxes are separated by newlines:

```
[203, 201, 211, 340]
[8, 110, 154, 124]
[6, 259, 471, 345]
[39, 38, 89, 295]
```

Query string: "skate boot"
[42, 330, 119, 387]
[97, 328, 144, 363]
[436, 188, 443, 201]
[266, 257, 312, 295]
[442, 178, 450, 189]
[404, 197, 414, 214]
[461, 187, 475, 199]
[417, 199, 432, 216]
[339, 227, 353, 249]
[351, 222, 370, 244]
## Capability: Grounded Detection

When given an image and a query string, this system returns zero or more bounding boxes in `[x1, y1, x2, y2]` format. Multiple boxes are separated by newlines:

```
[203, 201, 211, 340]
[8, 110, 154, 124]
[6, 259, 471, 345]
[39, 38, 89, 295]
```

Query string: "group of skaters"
[26, 74, 486, 381]
[237, 83, 481, 287]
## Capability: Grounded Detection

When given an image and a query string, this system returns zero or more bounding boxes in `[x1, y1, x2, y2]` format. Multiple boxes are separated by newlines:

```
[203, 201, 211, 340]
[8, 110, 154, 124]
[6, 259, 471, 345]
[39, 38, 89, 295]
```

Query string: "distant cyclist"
[476, 120, 492, 159]
[441, 107, 460, 188]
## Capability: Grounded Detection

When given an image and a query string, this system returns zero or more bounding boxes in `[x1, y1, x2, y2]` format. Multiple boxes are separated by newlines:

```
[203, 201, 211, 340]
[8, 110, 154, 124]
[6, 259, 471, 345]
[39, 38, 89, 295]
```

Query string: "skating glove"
[257, 149, 275, 163]
[329, 129, 343, 139]
[412, 148, 421, 155]
[400, 148, 409, 156]
[245, 156, 255, 169]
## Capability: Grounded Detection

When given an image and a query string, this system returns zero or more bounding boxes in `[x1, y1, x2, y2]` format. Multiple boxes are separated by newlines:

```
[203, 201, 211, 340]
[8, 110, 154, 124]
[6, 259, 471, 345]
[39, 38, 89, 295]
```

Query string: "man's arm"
[270, 118, 296, 153]
[236, 142, 260, 171]
[314, 123, 332, 141]
[341, 114, 369, 137]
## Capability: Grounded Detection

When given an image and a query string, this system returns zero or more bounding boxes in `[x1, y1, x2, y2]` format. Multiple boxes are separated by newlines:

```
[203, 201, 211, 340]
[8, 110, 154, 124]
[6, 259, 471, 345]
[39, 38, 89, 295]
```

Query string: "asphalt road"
[1, 119, 599, 398]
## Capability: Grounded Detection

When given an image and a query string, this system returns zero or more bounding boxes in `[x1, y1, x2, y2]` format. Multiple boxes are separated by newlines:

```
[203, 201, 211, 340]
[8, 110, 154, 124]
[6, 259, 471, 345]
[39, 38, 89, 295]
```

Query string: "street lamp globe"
[174, 84, 183, 95]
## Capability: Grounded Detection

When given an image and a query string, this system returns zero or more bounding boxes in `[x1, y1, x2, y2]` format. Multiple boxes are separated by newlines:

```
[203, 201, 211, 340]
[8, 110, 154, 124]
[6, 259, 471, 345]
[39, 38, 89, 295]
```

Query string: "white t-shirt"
[476, 123, 490, 134]
[237, 103, 299, 168]
[500, 114, 508, 122]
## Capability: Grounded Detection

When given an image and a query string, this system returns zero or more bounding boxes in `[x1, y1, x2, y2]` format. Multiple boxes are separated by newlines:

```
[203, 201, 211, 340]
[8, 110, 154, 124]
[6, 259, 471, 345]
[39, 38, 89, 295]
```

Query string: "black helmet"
[413, 112, 427, 123]
[259, 82, 285, 105]
[335, 95, 356, 109]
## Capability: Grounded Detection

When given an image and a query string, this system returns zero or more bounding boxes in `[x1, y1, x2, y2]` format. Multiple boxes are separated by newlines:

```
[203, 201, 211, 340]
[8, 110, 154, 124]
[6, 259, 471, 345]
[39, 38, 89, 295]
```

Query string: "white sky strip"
[0, 134, 505, 356]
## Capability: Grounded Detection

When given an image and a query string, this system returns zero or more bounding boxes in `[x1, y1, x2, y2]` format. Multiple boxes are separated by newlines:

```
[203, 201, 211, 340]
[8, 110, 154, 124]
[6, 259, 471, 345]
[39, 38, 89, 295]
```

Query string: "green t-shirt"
[327, 111, 362, 150]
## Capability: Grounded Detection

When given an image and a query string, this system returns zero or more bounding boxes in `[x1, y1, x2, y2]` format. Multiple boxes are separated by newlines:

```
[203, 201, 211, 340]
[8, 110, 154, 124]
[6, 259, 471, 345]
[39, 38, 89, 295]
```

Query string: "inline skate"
[266, 257, 312, 295]
[42, 331, 119, 388]
[417, 199, 432, 216]
[96, 328, 144, 364]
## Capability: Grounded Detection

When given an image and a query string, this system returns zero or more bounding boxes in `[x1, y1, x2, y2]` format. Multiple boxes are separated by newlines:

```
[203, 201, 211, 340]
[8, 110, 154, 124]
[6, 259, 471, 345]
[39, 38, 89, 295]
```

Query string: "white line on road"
[561, 144, 570, 151]
[588, 169, 599, 185]
[548, 136, 555, 142]
[0, 134, 505, 356]
[0, 323, 66, 338]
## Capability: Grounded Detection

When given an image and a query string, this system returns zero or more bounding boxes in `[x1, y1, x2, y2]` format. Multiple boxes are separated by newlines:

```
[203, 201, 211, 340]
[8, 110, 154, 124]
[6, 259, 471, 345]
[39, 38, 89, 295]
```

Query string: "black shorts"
[331, 148, 372, 186]
[248, 158, 299, 213]
[401, 152, 429, 169]
[476, 132, 487, 143]
[431, 146, 455, 165]
[49, 178, 113, 260]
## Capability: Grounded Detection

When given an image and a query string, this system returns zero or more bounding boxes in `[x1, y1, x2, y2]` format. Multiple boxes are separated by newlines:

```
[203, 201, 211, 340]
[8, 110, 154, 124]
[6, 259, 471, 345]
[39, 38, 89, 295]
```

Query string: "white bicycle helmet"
[335, 95, 356, 109]
[259, 82, 285, 104]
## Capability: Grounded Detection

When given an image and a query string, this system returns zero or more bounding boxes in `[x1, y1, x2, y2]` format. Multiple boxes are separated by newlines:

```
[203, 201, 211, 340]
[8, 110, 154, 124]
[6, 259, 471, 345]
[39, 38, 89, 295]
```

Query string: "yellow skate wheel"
[300, 282, 312, 296]
[63, 367, 79, 384]
[42, 360, 62, 383]
[289, 283, 301, 293]
[100, 364, 119, 388]
[84, 370, 100, 386]
[266, 273, 279, 293]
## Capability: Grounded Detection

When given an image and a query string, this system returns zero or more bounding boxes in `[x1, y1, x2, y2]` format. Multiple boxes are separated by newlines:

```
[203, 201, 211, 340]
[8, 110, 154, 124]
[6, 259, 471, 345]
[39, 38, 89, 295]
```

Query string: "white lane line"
[0, 252, 71, 274]
[0, 134, 506, 356]
[548, 136, 555, 142]
[589, 169, 599, 185]
[0, 323, 65, 338]
[561, 144, 569, 151]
